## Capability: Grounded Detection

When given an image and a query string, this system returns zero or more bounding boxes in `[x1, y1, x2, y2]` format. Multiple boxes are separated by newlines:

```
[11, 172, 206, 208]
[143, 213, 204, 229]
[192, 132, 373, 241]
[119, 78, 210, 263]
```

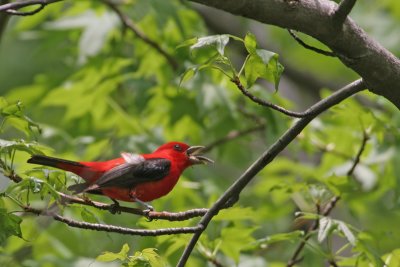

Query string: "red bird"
[27, 142, 212, 210]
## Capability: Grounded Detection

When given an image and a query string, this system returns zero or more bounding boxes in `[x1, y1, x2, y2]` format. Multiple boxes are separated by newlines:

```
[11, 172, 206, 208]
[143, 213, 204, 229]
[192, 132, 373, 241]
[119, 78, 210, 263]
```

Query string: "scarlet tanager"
[27, 142, 213, 210]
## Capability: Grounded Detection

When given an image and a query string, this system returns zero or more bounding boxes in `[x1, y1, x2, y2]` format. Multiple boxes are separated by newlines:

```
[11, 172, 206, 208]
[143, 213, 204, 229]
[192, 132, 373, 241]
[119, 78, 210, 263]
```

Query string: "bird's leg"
[108, 198, 121, 214]
[128, 192, 154, 220]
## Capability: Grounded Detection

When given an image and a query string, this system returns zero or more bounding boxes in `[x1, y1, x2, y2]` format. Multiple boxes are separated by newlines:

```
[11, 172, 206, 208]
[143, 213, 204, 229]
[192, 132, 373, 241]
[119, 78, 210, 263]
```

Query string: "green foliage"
[97, 244, 164, 267]
[1, 0, 400, 266]
[0, 208, 22, 245]
[179, 32, 284, 91]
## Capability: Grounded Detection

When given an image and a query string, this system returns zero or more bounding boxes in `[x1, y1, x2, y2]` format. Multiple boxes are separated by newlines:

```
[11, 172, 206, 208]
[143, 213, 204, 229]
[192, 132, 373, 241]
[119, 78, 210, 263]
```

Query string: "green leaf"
[190, 34, 230, 55]
[97, 243, 130, 262]
[0, 139, 50, 155]
[179, 67, 196, 87]
[0, 208, 23, 245]
[244, 32, 257, 54]
[244, 49, 284, 90]
[0, 100, 41, 136]
[140, 248, 163, 267]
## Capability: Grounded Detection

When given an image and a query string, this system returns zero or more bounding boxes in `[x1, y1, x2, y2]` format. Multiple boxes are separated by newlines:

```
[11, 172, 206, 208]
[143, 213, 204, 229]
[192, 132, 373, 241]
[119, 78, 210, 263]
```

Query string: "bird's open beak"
[186, 146, 214, 165]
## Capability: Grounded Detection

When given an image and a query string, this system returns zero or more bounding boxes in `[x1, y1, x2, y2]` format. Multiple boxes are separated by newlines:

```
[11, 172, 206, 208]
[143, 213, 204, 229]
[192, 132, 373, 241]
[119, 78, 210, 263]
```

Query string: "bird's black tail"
[27, 155, 85, 169]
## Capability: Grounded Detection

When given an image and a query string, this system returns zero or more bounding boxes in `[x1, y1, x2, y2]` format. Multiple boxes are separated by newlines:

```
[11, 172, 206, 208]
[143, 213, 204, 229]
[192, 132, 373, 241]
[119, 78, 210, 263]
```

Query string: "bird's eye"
[173, 144, 182, 151]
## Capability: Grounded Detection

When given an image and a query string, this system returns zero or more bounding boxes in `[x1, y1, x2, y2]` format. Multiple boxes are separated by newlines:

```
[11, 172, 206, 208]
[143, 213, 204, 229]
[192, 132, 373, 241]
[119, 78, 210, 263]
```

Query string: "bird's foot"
[108, 198, 121, 214]
[143, 208, 155, 222]
[128, 193, 155, 220]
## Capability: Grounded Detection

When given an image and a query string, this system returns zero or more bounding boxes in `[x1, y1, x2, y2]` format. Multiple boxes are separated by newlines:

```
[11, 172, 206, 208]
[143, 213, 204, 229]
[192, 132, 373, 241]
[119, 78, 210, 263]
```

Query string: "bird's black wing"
[84, 158, 171, 191]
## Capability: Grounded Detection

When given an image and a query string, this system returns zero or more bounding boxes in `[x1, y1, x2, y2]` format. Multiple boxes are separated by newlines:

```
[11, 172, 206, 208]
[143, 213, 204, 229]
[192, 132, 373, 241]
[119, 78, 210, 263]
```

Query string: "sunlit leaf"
[190, 34, 230, 55]
[244, 49, 284, 90]
[97, 243, 130, 262]
[244, 32, 257, 54]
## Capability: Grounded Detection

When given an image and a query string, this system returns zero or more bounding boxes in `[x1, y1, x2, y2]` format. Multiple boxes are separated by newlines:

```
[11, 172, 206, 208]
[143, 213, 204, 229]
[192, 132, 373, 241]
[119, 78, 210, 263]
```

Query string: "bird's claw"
[143, 208, 154, 222]
[109, 203, 121, 214]
[108, 198, 121, 214]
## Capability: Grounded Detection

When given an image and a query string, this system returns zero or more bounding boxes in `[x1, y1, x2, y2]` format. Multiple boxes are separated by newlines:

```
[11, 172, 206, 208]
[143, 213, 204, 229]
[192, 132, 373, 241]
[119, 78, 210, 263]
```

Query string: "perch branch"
[23, 205, 202, 236]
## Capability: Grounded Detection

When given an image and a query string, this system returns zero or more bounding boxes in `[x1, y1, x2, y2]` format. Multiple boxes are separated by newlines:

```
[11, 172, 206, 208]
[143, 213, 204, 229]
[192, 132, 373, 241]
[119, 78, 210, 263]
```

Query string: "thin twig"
[334, 0, 357, 26]
[102, 0, 179, 70]
[346, 130, 369, 176]
[23, 205, 201, 236]
[287, 29, 336, 57]
[177, 80, 366, 267]
[0, 0, 63, 15]
[231, 76, 309, 118]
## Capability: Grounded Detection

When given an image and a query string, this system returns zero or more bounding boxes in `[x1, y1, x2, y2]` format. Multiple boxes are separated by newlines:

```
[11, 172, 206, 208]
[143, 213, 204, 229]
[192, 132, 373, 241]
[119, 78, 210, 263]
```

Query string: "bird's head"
[154, 142, 213, 167]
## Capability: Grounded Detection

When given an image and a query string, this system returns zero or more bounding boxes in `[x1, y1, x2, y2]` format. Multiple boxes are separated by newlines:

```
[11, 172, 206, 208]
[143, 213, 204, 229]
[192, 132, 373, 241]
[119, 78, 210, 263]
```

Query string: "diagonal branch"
[177, 79, 366, 266]
[102, 0, 179, 70]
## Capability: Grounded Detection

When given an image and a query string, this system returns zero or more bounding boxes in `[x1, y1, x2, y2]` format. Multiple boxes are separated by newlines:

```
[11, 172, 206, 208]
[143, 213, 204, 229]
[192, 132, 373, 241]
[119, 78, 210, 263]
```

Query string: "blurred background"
[1, 0, 400, 266]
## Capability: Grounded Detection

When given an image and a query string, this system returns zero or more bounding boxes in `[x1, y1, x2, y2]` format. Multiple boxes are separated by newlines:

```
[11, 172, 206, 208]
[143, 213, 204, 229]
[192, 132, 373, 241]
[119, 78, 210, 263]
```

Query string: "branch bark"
[188, 0, 400, 109]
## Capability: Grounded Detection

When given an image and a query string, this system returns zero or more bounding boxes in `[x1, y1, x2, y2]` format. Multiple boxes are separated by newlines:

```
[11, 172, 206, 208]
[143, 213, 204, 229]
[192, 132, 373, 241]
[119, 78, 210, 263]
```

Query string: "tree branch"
[177, 79, 366, 266]
[23, 205, 201, 236]
[188, 0, 400, 109]
[58, 192, 208, 220]
[102, 0, 179, 70]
